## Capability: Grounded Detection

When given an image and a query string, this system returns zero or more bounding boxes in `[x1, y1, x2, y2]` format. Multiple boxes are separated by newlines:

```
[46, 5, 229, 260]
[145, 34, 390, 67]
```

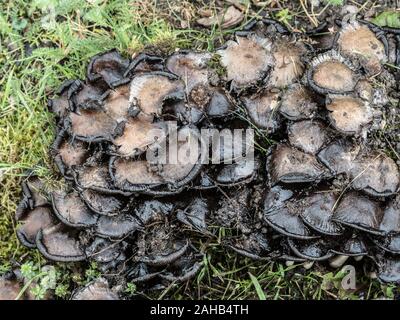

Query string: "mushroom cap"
[16, 206, 57, 248]
[268, 144, 328, 184]
[332, 192, 384, 235]
[350, 153, 400, 197]
[379, 195, 400, 234]
[326, 96, 373, 135]
[80, 189, 125, 216]
[268, 39, 305, 88]
[87, 50, 130, 87]
[72, 82, 106, 111]
[288, 238, 333, 261]
[240, 89, 280, 131]
[279, 85, 318, 120]
[72, 278, 119, 300]
[68, 109, 118, 142]
[51, 190, 98, 228]
[288, 120, 329, 154]
[129, 72, 184, 117]
[176, 197, 208, 231]
[36, 224, 86, 262]
[85, 237, 125, 264]
[300, 192, 343, 236]
[317, 139, 359, 174]
[263, 187, 316, 239]
[111, 158, 163, 192]
[337, 22, 387, 74]
[48, 80, 74, 119]
[217, 33, 273, 88]
[215, 158, 258, 185]
[112, 118, 167, 157]
[331, 235, 368, 256]
[376, 256, 400, 284]
[53, 133, 89, 175]
[74, 164, 116, 194]
[95, 214, 140, 239]
[102, 84, 130, 122]
[373, 234, 400, 254]
[308, 51, 358, 94]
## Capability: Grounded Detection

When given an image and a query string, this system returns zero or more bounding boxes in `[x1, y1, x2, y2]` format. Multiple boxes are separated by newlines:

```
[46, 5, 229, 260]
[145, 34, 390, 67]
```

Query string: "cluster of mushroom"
[5, 18, 400, 299]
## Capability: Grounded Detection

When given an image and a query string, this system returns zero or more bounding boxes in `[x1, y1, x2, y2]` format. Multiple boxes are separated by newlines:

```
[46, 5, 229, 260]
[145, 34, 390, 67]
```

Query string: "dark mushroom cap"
[87, 50, 130, 88]
[288, 120, 329, 154]
[36, 224, 86, 262]
[380, 195, 400, 234]
[16, 206, 57, 248]
[279, 85, 318, 120]
[68, 109, 118, 142]
[300, 192, 343, 236]
[268, 144, 328, 184]
[80, 189, 126, 216]
[240, 89, 280, 131]
[287, 238, 333, 261]
[51, 190, 98, 228]
[331, 234, 368, 256]
[71, 278, 119, 300]
[332, 192, 384, 235]
[95, 213, 140, 239]
[376, 255, 400, 284]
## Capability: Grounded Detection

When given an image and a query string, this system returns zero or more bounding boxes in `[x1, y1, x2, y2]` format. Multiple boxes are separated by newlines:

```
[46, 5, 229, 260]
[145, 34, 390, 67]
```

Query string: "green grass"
[0, 0, 398, 300]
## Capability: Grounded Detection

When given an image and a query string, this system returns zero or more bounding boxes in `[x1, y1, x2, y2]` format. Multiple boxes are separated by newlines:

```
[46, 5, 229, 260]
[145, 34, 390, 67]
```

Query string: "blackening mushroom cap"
[264, 205, 316, 239]
[317, 139, 360, 174]
[263, 187, 316, 239]
[166, 51, 212, 92]
[52, 131, 89, 177]
[326, 96, 373, 135]
[288, 120, 329, 154]
[159, 256, 203, 282]
[110, 158, 163, 192]
[129, 72, 184, 117]
[85, 237, 125, 264]
[268, 144, 328, 184]
[72, 81, 107, 111]
[71, 278, 119, 300]
[332, 192, 384, 235]
[217, 33, 273, 89]
[134, 200, 173, 225]
[350, 153, 400, 197]
[16, 206, 57, 248]
[331, 234, 368, 256]
[206, 89, 233, 118]
[51, 190, 98, 228]
[80, 189, 126, 216]
[227, 232, 272, 260]
[215, 157, 258, 185]
[376, 255, 400, 284]
[300, 192, 343, 236]
[68, 109, 118, 142]
[36, 224, 86, 262]
[176, 198, 208, 231]
[373, 233, 400, 254]
[87, 50, 130, 88]
[279, 85, 318, 120]
[74, 164, 119, 195]
[268, 39, 306, 88]
[308, 51, 358, 94]
[337, 22, 387, 75]
[95, 214, 140, 239]
[155, 126, 203, 189]
[379, 195, 400, 234]
[287, 238, 333, 261]
[240, 89, 281, 131]
[112, 118, 167, 157]
[48, 80, 75, 119]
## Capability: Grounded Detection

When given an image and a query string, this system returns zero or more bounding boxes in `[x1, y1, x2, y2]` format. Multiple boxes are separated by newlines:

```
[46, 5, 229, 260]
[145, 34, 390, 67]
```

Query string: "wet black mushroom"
[14, 19, 400, 293]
